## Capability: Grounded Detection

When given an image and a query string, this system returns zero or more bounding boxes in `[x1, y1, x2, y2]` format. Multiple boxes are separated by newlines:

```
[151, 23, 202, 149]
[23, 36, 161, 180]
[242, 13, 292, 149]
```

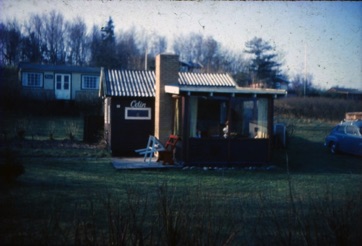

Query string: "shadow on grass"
[273, 136, 362, 174]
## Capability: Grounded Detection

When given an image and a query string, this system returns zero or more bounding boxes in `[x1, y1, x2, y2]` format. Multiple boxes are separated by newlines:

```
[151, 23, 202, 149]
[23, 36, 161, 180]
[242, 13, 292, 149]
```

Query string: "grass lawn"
[1, 116, 362, 245]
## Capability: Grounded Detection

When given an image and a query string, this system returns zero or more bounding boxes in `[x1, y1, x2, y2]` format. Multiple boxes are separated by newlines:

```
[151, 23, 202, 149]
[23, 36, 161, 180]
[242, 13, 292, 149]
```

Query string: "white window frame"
[125, 107, 151, 120]
[22, 72, 43, 87]
[82, 75, 99, 90]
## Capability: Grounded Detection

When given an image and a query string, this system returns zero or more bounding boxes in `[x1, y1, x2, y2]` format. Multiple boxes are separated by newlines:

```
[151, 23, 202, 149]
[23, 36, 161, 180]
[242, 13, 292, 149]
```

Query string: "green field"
[1, 111, 362, 245]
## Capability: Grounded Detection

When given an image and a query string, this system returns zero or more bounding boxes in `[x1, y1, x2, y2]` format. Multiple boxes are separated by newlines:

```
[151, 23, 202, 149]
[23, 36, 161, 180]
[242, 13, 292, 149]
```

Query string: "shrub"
[0, 148, 24, 183]
[64, 120, 79, 141]
[15, 119, 27, 140]
[275, 97, 361, 121]
[47, 121, 56, 140]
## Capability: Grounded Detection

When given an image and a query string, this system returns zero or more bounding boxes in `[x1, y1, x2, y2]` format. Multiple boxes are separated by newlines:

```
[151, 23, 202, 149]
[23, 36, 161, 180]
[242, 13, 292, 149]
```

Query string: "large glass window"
[229, 97, 269, 139]
[192, 97, 228, 138]
[189, 96, 269, 139]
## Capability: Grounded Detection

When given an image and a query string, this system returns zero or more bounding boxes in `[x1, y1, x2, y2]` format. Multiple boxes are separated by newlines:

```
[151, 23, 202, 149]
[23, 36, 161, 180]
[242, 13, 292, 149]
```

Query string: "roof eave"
[165, 85, 287, 96]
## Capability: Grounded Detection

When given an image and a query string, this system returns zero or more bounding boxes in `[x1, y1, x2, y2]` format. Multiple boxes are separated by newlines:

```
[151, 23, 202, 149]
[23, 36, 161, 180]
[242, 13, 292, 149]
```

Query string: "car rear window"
[346, 125, 359, 135]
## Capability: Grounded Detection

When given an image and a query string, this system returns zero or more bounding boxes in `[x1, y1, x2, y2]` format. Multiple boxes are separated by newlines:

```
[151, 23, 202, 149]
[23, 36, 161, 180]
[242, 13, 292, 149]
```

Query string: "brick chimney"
[155, 54, 179, 143]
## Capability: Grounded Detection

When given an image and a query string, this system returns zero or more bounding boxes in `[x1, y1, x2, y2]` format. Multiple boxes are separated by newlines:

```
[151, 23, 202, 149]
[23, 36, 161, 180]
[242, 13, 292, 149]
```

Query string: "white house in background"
[18, 63, 100, 101]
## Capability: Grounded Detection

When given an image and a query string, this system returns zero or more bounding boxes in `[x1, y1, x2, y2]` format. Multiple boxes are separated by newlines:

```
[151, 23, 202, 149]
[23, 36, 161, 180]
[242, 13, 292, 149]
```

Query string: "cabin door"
[55, 74, 71, 100]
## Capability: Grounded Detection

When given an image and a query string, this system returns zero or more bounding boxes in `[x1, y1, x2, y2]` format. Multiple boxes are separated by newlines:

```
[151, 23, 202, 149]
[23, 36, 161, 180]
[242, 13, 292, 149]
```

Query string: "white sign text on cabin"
[130, 100, 146, 108]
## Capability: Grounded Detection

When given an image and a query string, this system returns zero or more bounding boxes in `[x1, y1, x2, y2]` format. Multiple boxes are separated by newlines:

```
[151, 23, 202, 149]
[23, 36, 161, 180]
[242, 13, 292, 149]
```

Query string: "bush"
[0, 148, 24, 183]
[275, 97, 361, 121]
[0, 66, 21, 111]
[64, 120, 80, 141]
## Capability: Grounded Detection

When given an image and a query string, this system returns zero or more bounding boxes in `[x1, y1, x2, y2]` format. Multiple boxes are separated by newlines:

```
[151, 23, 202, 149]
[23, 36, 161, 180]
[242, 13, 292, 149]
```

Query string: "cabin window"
[125, 107, 151, 120]
[82, 75, 99, 89]
[22, 72, 43, 87]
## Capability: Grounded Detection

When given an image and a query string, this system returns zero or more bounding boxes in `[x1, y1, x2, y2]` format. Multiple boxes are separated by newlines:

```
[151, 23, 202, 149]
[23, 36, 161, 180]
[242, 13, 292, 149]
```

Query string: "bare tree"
[89, 24, 102, 67]
[173, 33, 228, 73]
[289, 73, 315, 96]
[201, 36, 220, 72]
[0, 19, 22, 66]
[22, 14, 47, 63]
[67, 17, 89, 66]
[148, 34, 167, 57]
[117, 28, 141, 69]
[44, 11, 67, 64]
[135, 28, 168, 70]
[172, 33, 195, 63]
[0, 22, 7, 65]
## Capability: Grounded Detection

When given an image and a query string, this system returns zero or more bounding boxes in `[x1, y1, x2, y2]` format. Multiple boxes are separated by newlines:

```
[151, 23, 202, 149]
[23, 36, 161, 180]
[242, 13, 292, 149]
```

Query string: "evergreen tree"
[244, 37, 282, 88]
[98, 17, 118, 68]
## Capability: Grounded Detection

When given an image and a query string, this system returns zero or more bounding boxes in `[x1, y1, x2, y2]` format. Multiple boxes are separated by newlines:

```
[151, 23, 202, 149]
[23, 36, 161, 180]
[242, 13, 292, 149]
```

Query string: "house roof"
[18, 62, 100, 74]
[327, 87, 362, 95]
[101, 68, 237, 97]
[165, 85, 287, 96]
[101, 69, 156, 97]
[100, 68, 287, 97]
[178, 72, 235, 87]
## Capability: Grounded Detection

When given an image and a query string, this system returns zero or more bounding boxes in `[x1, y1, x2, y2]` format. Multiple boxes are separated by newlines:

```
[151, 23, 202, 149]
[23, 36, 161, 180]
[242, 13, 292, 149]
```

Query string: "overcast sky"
[1, 0, 361, 89]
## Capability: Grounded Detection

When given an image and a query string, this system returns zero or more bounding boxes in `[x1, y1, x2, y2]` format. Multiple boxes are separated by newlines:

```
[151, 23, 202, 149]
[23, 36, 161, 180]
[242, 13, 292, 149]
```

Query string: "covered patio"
[165, 85, 287, 166]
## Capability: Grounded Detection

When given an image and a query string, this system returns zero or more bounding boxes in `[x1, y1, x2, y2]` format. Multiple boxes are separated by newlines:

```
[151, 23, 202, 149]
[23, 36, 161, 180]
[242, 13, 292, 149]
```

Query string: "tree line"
[1, 10, 307, 89]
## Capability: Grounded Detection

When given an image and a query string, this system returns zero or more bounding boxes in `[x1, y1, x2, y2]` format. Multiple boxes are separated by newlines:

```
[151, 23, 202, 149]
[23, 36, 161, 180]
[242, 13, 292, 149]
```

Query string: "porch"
[112, 157, 181, 170]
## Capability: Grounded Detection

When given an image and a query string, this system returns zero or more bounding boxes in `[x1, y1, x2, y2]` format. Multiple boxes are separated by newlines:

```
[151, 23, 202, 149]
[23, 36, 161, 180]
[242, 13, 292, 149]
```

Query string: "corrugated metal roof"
[102, 69, 238, 97]
[104, 69, 155, 97]
[178, 72, 235, 87]
[18, 62, 100, 74]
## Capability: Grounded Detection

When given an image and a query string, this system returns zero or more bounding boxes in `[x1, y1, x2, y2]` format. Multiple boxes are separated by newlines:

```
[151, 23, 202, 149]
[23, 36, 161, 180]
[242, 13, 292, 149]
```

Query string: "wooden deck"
[112, 157, 180, 170]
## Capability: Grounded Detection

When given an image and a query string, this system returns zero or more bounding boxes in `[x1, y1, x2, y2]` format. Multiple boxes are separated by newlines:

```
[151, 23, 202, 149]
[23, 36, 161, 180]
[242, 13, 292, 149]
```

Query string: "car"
[324, 120, 362, 156]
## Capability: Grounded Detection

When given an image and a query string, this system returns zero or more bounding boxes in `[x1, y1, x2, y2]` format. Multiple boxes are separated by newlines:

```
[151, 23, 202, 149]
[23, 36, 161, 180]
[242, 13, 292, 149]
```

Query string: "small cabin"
[99, 69, 156, 156]
[18, 63, 100, 101]
[100, 54, 287, 166]
[327, 87, 362, 100]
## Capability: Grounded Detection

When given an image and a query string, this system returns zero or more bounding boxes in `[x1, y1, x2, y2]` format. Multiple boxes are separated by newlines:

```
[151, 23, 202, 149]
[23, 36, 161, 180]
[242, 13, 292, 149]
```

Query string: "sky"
[1, 0, 362, 90]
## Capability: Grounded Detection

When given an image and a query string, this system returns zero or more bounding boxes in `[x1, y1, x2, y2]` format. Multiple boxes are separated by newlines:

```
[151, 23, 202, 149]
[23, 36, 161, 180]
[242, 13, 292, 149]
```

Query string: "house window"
[82, 75, 99, 89]
[125, 107, 151, 120]
[64, 75, 69, 90]
[22, 72, 43, 87]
